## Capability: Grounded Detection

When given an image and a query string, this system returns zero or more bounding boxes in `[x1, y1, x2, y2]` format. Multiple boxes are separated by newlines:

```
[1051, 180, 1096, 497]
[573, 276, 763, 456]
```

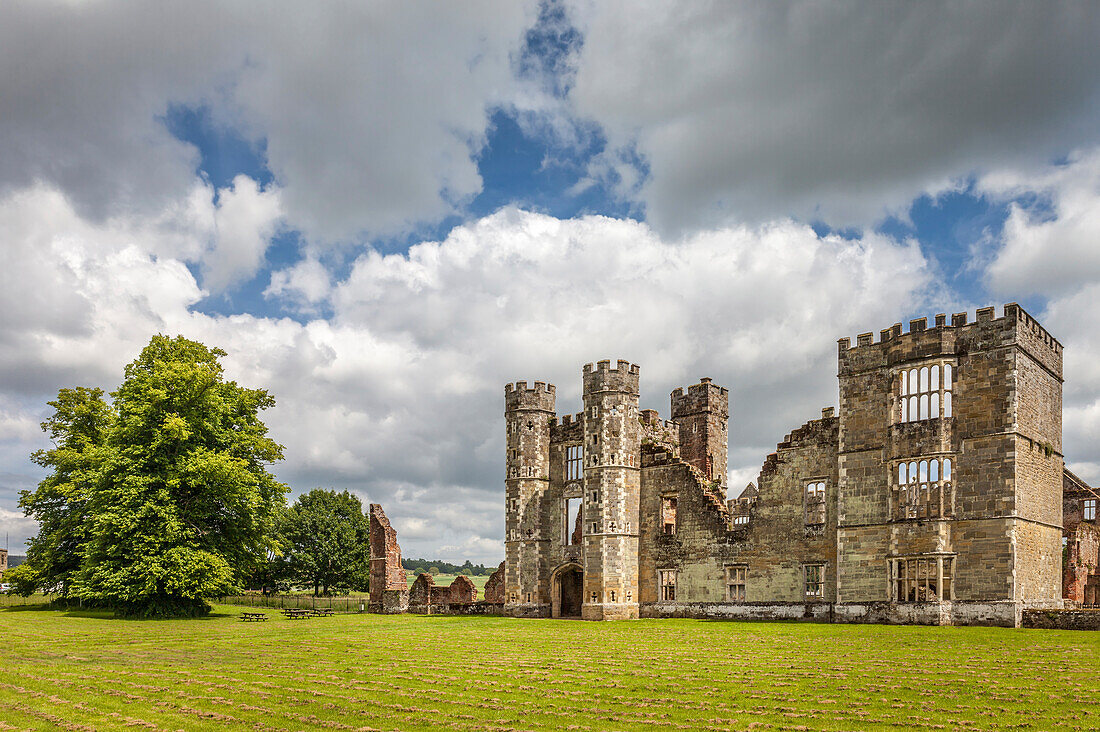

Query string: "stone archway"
[552, 563, 583, 618]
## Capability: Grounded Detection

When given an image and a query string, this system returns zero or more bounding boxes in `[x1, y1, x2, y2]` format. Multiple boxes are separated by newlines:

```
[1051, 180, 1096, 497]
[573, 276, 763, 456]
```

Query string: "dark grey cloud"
[566, 1, 1100, 231]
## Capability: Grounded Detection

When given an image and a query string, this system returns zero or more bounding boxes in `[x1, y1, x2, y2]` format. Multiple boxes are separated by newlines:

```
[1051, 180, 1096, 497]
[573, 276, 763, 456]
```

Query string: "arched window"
[896, 456, 954, 519]
[897, 361, 955, 423]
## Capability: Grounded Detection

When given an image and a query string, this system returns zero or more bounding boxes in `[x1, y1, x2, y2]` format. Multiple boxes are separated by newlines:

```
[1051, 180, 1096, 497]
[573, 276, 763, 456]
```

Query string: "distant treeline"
[401, 558, 499, 577]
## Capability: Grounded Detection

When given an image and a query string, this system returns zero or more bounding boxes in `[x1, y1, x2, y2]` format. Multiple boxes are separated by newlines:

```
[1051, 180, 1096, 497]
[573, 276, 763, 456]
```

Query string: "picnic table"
[311, 608, 335, 617]
[239, 612, 268, 622]
[282, 608, 311, 619]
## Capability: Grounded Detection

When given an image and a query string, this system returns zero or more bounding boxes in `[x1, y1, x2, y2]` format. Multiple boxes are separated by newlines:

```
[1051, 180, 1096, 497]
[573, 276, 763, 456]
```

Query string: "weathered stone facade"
[368, 503, 408, 613]
[0, 547, 7, 580]
[504, 304, 1079, 626]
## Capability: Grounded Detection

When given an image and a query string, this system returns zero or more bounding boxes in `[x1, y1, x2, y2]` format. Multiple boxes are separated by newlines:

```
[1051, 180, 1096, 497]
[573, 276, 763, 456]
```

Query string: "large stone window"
[891, 556, 954, 601]
[804, 480, 826, 525]
[894, 456, 953, 519]
[565, 445, 583, 481]
[1084, 499, 1097, 521]
[726, 565, 747, 602]
[803, 563, 825, 599]
[897, 362, 953, 423]
[658, 569, 677, 601]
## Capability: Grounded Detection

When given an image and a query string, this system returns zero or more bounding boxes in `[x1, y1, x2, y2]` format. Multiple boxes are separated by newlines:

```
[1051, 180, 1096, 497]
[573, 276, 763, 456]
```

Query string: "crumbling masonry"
[504, 304, 1090, 626]
[368, 504, 408, 613]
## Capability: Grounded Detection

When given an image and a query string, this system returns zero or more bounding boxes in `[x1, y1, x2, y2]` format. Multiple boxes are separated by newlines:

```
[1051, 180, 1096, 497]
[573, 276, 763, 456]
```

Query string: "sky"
[2, 1, 1100, 563]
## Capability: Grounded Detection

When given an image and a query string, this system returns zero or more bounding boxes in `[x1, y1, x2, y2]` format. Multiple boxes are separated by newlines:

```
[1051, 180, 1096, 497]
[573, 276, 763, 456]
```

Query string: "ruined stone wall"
[639, 414, 837, 607]
[483, 561, 505, 604]
[368, 504, 408, 613]
[1064, 522, 1100, 604]
[671, 379, 729, 489]
[1023, 608, 1100, 630]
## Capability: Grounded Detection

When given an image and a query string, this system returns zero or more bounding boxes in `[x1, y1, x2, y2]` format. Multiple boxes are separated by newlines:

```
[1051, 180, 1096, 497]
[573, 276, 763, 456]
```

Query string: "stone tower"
[835, 304, 1063, 621]
[503, 380, 555, 617]
[671, 378, 730, 490]
[581, 359, 642, 620]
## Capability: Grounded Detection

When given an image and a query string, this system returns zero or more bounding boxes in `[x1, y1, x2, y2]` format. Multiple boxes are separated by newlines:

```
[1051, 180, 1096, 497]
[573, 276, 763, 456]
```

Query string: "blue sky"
[2, 1, 1100, 561]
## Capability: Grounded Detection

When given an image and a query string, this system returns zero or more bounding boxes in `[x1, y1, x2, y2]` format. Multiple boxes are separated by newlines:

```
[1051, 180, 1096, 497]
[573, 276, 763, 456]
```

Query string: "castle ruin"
[503, 303, 1085, 626]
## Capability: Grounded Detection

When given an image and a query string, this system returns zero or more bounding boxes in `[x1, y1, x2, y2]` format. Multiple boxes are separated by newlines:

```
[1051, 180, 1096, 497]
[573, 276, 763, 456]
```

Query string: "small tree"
[428, 566, 440, 576]
[280, 489, 370, 596]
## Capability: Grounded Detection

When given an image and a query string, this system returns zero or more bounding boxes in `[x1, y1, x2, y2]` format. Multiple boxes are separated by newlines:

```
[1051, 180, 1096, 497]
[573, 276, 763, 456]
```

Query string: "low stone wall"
[640, 600, 1032, 627]
[408, 601, 503, 616]
[641, 601, 833, 621]
[1023, 608, 1100, 630]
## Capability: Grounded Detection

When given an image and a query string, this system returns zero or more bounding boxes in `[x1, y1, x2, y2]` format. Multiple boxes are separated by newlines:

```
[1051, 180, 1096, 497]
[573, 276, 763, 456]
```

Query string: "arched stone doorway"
[552, 563, 583, 618]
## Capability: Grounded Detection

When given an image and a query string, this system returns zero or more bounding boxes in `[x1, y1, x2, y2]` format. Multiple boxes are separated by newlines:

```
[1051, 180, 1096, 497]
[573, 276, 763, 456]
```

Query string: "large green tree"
[279, 489, 371, 596]
[17, 335, 288, 617]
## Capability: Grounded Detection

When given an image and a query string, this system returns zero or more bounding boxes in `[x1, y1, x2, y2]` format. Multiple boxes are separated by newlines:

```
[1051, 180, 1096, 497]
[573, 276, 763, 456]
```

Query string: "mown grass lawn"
[1, 604, 1098, 731]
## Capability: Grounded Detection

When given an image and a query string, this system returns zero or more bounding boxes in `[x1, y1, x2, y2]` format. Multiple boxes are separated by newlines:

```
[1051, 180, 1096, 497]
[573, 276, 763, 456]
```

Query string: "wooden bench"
[239, 612, 268, 622]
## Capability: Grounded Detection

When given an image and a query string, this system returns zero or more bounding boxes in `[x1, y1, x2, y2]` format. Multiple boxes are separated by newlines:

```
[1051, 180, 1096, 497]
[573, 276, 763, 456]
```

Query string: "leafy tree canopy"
[18, 335, 288, 617]
[278, 488, 370, 596]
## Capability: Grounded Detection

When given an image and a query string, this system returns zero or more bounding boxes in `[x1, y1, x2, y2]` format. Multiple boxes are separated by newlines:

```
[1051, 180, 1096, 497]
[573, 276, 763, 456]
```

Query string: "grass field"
[1, 604, 1098, 731]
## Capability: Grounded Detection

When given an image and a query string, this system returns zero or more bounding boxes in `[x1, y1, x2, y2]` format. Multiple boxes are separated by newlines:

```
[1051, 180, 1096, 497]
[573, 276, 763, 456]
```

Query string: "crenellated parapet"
[504, 380, 556, 413]
[583, 359, 640, 395]
[670, 378, 730, 419]
[837, 303, 1063, 378]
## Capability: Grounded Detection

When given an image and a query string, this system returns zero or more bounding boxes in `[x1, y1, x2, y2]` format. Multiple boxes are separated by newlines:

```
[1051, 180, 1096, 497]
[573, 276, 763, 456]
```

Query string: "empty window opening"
[893, 556, 953, 601]
[895, 456, 953, 520]
[727, 565, 747, 602]
[589, 490, 599, 503]
[1085, 499, 1097, 521]
[610, 590, 616, 602]
[804, 564, 825, 599]
[564, 498, 582, 545]
[659, 570, 677, 602]
[591, 591, 598, 602]
[804, 481, 826, 525]
[591, 521, 599, 534]
[733, 515, 749, 525]
[565, 445, 583, 481]
[662, 496, 678, 535]
[899, 363, 953, 423]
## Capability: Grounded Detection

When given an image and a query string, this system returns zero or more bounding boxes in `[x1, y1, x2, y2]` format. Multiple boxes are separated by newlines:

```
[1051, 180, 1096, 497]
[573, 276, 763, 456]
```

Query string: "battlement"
[582, 358, 640, 395]
[670, 377, 729, 418]
[837, 303, 1063, 378]
[837, 303, 1062, 355]
[504, 380, 556, 413]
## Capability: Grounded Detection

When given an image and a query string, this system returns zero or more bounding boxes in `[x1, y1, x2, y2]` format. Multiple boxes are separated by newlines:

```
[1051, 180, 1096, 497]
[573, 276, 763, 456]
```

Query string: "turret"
[671, 377, 729, 490]
[581, 359, 641, 620]
[503, 380, 555, 616]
